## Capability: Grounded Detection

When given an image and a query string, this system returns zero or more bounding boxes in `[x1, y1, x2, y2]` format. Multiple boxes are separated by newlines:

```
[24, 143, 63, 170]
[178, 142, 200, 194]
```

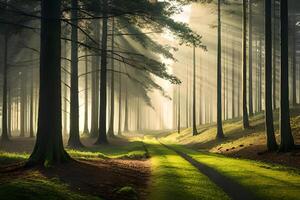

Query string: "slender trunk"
[279, 0, 294, 152]
[90, 21, 100, 138]
[123, 78, 129, 132]
[265, 0, 278, 151]
[249, 0, 253, 116]
[292, 9, 297, 106]
[30, 55, 34, 138]
[177, 85, 181, 134]
[259, 34, 263, 112]
[273, 0, 277, 109]
[96, 0, 109, 144]
[20, 69, 26, 137]
[28, 0, 70, 166]
[107, 17, 115, 137]
[63, 41, 68, 137]
[232, 39, 235, 118]
[216, 0, 225, 139]
[117, 63, 122, 136]
[192, 45, 197, 136]
[1, 32, 9, 141]
[68, 0, 83, 148]
[242, 0, 250, 129]
[186, 64, 189, 128]
[83, 43, 89, 135]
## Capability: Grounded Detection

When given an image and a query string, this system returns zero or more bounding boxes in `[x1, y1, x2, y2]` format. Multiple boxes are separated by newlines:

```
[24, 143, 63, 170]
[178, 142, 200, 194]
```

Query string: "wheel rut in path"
[160, 142, 260, 200]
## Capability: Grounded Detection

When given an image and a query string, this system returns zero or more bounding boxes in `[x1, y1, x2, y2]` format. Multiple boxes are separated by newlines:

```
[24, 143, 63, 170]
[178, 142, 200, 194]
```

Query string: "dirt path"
[160, 142, 259, 200]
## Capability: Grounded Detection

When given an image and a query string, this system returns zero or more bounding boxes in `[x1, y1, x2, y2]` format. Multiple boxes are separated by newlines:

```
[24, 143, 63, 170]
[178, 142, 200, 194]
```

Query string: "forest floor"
[159, 108, 300, 168]
[0, 137, 151, 200]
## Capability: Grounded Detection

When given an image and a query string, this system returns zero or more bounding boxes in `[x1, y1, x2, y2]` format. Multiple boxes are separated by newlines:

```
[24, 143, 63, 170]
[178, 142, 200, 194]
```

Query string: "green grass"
[170, 145, 300, 200]
[0, 151, 29, 165]
[144, 138, 230, 200]
[0, 177, 101, 200]
[67, 140, 147, 160]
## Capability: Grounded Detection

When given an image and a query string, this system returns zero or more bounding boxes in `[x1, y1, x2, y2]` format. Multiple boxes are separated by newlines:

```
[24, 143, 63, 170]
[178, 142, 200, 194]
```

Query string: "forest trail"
[158, 141, 258, 200]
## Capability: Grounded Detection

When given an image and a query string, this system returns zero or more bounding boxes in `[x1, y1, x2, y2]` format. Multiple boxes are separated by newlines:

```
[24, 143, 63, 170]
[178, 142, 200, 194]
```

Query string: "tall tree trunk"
[117, 63, 122, 136]
[20, 69, 27, 137]
[123, 78, 129, 132]
[90, 21, 100, 138]
[30, 55, 35, 138]
[265, 0, 278, 151]
[291, 8, 297, 106]
[177, 85, 181, 134]
[63, 41, 68, 138]
[107, 17, 115, 137]
[68, 0, 83, 148]
[28, 0, 70, 166]
[258, 34, 263, 112]
[186, 64, 189, 128]
[96, 0, 109, 144]
[242, 0, 250, 129]
[232, 39, 235, 118]
[248, 0, 254, 116]
[1, 32, 9, 141]
[192, 45, 197, 136]
[216, 0, 225, 139]
[279, 0, 294, 152]
[273, 0, 277, 109]
[83, 43, 89, 135]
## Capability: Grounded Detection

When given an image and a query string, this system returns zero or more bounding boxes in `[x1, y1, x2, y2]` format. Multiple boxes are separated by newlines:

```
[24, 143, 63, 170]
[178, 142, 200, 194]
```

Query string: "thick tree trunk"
[216, 0, 225, 139]
[279, 0, 294, 152]
[192, 45, 197, 136]
[96, 0, 109, 144]
[248, 0, 253, 116]
[28, 0, 70, 166]
[107, 17, 115, 138]
[1, 33, 9, 142]
[265, 0, 278, 151]
[90, 21, 100, 138]
[242, 0, 250, 129]
[68, 0, 83, 148]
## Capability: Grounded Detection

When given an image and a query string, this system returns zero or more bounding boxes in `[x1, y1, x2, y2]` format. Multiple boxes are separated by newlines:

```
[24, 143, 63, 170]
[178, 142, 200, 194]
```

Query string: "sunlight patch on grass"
[173, 145, 300, 200]
[0, 151, 29, 165]
[144, 139, 230, 200]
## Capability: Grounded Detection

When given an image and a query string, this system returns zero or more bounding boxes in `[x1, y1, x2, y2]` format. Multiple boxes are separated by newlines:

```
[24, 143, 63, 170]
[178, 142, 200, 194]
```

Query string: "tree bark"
[117, 63, 122, 136]
[30, 54, 35, 138]
[216, 0, 225, 139]
[96, 0, 109, 144]
[248, 0, 253, 116]
[177, 85, 181, 134]
[123, 78, 129, 132]
[242, 0, 250, 129]
[1, 32, 9, 142]
[265, 0, 278, 151]
[83, 43, 89, 135]
[192, 45, 197, 136]
[279, 0, 294, 152]
[28, 0, 70, 166]
[68, 0, 83, 148]
[107, 17, 115, 138]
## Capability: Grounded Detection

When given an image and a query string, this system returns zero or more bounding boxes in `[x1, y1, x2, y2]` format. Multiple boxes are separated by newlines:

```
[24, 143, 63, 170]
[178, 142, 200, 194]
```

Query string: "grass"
[144, 138, 230, 200]
[0, 151, 29, 166]
[0, 176, 101, 200]
[170, 144, 300, 200]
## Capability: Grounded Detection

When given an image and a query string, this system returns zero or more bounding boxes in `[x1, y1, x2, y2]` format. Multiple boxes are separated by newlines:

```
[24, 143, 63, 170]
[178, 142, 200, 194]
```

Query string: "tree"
[1, 32, 9, 142]
[83, 43, 89, 135]
[177, 85, 181, 134]
[248, 0, 253, 116]
[192, 44, 197, 136]
[279, 0, 294, 152]
[96, 0, 109, 144]
[242, 0, 250, 129]
[68, 0, 83, 148]
[107, 17, 116, 138]
[264, 0, 277, 151]
[216, 0, 225, 139]
[117, 63, 122, 136]
[28, 0, 70, 166]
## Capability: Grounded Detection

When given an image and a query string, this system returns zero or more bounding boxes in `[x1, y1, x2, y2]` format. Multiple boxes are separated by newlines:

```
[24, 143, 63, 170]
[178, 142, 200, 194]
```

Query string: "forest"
[0, 0, 300, 199]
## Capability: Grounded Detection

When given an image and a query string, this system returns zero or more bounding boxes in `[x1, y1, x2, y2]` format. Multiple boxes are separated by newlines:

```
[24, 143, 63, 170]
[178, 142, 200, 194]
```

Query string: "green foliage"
[144, 139, 230, 200]
[170, 145, 300, 200]
[0, 151, 28, 166]
[115, 186, 138, 200]
[0, 178, 101, 200]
